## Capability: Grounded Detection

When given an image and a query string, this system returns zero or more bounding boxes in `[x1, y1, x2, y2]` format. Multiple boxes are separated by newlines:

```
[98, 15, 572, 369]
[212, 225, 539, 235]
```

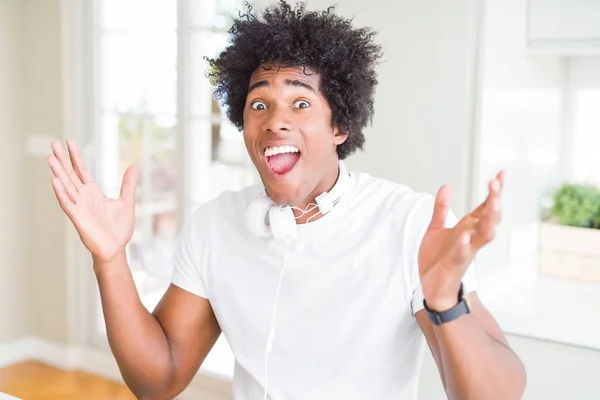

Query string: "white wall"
[568, 57, 600, 85]
[528, 0, 600, 41]
[343, 0, 482, 218]
[0, 0, 69, 345]
[21, 0, 70, 345]
[563, 57, 600, 186]
[473, 0, 566, 276]
[0, 0, 27, 342]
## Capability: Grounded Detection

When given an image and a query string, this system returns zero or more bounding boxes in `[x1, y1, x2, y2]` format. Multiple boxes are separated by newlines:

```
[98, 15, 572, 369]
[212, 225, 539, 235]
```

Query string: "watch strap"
[423, 283, 470, 326]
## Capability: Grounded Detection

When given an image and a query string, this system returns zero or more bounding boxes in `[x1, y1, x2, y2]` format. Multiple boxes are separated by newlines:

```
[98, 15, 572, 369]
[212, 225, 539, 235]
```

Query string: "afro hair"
[206, 1, 382, 159]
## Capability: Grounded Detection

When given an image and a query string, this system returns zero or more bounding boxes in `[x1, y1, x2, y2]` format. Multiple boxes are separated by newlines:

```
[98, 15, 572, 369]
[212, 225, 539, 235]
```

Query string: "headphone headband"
[246, 160, 350, 243]
[315, 160, 349, 215]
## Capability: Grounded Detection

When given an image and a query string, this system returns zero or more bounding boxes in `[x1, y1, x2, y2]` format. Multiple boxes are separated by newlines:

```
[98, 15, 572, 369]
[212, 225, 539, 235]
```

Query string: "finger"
[472, 196, 501, 249]
[66, 140, 95, 184]
[486, 176, 502, 219]
[471, 174, 503, 219]
[496, 170, 505, 190]
[120, 166, 139, 203]
[47, 154, 79, 203]
[51, 177, 75, 216]
[428, 185, 453, 229]
[51, 141, 83, 189]
[470, 201, 487, 220]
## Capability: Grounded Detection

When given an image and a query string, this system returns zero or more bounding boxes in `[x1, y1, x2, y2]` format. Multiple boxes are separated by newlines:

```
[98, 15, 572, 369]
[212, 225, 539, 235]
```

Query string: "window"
[98, 0, 179, 313]
[88, 0, 255, 378]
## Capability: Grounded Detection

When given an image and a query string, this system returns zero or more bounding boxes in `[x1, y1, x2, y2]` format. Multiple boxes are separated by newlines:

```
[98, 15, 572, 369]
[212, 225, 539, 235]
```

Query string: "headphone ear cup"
[269, 205, 297, 244]
[246, 195, 275, 237]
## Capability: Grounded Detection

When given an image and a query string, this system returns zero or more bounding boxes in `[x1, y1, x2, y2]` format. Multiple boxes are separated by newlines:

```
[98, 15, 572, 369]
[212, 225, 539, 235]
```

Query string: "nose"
[263, 105, 293, 134]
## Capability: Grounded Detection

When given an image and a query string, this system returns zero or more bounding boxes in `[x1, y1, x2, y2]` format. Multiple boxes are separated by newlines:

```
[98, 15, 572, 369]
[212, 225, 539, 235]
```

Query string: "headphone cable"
[263, 242, 290, 400]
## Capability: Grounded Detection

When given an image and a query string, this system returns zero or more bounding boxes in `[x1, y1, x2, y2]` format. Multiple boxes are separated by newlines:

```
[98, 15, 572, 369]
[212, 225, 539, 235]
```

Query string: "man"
[47, 1, 526, 399]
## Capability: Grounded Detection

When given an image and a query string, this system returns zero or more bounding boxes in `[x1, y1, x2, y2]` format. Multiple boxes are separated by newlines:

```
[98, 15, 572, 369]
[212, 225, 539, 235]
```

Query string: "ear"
[333, 127, 348, 146]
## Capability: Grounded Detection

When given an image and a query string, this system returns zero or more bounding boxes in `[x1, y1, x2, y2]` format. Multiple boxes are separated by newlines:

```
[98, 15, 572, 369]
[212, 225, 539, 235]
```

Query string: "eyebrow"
[247, 79, 317, 94]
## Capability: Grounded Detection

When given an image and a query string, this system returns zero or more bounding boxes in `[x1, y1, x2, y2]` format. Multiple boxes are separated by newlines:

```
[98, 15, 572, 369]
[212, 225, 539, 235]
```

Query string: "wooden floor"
[0, 361, 136, 400]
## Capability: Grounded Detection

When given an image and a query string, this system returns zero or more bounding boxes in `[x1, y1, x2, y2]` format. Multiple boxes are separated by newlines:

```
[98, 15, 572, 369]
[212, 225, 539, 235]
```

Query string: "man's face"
[243, 65, 347, 207]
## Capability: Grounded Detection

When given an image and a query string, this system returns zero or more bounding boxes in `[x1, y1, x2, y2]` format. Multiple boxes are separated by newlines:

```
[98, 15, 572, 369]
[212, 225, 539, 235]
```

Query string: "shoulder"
[186, 183, 263, 234]
[350, 171, 435, 226]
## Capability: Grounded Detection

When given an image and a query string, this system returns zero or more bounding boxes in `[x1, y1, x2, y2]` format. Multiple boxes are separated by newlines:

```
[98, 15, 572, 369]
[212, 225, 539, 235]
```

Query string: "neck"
[292, 161, 341, 224]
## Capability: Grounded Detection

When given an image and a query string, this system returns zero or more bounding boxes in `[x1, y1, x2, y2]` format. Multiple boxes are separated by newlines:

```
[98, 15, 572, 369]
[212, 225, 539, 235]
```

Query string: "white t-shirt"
[171, 169, 478, 400]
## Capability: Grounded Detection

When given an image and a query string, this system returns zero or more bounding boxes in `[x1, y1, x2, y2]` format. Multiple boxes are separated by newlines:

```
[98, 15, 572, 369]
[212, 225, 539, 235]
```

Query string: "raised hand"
[418, 171, 504, 311]
[47, 140, 139, 264]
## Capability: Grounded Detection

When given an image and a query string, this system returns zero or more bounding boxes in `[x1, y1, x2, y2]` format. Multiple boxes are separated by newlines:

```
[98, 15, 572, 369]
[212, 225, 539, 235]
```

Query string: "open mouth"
[264, 145, 301, 175]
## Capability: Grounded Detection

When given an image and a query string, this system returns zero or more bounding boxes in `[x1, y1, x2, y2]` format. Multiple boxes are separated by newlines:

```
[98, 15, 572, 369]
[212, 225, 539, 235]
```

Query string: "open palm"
[418, 172, 504, 310]
[47, 140, 139, 263]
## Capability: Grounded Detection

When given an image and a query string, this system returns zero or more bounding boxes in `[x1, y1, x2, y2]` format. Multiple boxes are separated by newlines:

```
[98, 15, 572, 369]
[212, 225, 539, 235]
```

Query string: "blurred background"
[0, 0, 599, 399]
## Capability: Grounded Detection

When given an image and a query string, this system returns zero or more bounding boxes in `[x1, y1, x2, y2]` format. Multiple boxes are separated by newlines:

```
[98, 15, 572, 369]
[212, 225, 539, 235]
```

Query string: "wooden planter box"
[539, 221, 600, 284]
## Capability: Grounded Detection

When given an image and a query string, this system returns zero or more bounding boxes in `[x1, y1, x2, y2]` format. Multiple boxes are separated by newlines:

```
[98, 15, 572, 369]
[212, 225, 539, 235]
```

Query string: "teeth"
[264, 145, 300, 157]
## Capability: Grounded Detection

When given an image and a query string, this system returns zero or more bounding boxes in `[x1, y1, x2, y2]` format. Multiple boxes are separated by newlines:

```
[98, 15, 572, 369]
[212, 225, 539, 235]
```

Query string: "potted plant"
[539, 183, 600, 283]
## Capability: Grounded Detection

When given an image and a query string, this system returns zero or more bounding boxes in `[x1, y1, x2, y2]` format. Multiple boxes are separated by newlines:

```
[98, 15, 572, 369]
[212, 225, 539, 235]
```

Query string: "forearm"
[94, 252, 174, 398]
[433, 315, 526, 400]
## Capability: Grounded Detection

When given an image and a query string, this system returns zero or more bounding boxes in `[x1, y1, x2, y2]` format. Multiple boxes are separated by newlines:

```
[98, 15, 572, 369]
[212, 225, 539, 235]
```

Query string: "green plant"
[550, 183, 600, 229]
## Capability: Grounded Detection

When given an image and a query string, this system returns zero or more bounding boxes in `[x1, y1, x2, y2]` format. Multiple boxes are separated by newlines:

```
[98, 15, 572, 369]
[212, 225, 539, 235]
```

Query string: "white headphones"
[246, 160, 349, 244]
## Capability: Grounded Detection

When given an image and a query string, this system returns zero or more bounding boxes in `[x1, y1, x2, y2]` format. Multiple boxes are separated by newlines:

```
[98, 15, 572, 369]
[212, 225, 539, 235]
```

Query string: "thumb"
[120, 165, 139, 203]
[428, 185, 452, 229]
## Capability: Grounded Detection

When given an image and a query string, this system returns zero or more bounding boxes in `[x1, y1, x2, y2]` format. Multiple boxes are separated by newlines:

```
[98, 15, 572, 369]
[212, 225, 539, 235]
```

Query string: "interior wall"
[21, 0, 69, 345]
[563, 56, 600, 186]
[0, 0, 28, 343]
[568, 57, 600, 84]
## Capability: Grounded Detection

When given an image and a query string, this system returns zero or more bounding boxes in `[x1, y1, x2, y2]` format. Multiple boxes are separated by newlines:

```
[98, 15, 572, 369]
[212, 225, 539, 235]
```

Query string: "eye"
[293, 100, 311, 109]
[250, 101, 267, 110]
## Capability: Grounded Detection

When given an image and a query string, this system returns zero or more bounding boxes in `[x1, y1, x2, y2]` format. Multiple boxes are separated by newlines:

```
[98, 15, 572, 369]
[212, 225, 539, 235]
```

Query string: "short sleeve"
[171, 209, 210, 299]
[407, 195, 479, 315]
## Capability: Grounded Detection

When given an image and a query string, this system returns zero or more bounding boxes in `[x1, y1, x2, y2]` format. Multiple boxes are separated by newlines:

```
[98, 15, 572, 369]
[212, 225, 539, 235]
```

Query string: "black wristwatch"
[423, 283, 470, 326]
